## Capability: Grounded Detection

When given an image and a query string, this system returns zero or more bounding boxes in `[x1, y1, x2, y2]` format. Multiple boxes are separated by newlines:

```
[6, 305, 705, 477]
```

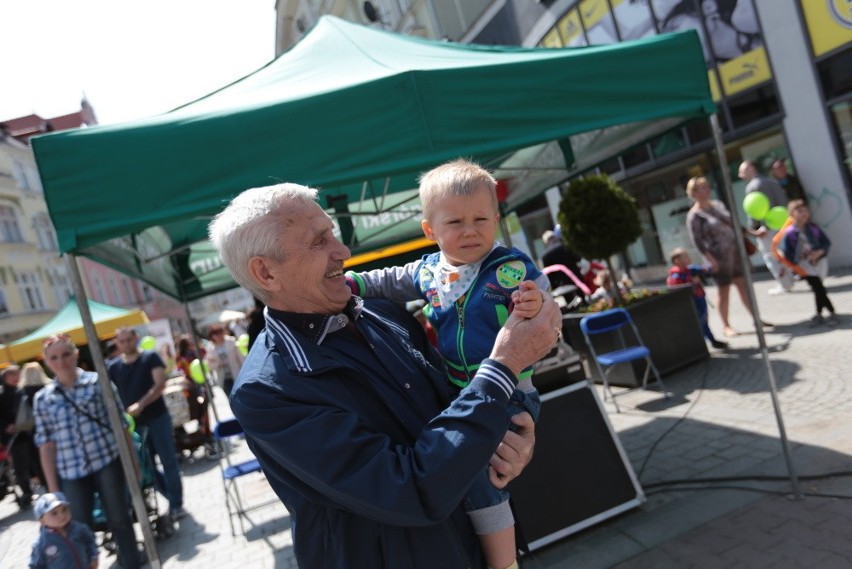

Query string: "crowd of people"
[0, 153, 840, 568]
[0, 325, 233, 568]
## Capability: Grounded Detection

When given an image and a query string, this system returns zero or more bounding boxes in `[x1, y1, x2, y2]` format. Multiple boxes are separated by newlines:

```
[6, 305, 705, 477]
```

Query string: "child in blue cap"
[30, 492, 98, 569]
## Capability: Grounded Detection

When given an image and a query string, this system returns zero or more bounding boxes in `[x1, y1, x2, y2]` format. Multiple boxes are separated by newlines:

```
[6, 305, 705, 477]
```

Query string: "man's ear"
[421, 219, 436, 241]
[247, 256, 281, 292]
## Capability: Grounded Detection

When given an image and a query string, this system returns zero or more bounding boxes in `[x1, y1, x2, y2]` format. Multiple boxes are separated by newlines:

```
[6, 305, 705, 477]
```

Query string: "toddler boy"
[30, 492, 98, 569]
[667, 248, 728, 350]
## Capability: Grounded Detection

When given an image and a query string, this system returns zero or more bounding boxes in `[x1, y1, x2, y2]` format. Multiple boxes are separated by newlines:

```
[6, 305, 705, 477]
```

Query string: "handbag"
[14, 394, 35, 432]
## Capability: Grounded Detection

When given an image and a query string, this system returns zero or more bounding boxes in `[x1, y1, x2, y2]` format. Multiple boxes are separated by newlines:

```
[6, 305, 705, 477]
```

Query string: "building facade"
[276, 0, 852, 280]
[0, 103, 191, 344]
[0, 132, 73, 344]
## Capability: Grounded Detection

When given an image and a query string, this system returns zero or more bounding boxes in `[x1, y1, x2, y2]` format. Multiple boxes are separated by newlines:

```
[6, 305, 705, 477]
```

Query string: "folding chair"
[213, 417, 278, 535]
[579, 308, 666, 412]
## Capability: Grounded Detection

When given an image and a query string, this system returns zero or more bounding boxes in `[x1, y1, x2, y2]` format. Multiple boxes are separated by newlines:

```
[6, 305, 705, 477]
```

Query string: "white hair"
[209, 183, 319, 301]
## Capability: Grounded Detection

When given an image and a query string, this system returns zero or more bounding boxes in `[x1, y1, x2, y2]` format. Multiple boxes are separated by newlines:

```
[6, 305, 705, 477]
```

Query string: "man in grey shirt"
[739, 160, 794, 294]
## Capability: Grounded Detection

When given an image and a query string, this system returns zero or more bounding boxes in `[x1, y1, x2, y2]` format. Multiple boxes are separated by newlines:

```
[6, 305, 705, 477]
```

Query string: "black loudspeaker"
[510, 381, 644, 552]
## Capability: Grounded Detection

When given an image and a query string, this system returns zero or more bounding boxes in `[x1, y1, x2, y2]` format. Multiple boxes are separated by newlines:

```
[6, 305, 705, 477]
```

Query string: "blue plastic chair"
[213, 417, 278, 535]
[579, 308, 666, 412]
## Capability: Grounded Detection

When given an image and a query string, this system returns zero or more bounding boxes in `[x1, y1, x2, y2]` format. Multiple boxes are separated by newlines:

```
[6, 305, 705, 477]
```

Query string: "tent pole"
[65, 254, 162, 568]
[708, 113, 802, 498]
[499, 203, 513, 248]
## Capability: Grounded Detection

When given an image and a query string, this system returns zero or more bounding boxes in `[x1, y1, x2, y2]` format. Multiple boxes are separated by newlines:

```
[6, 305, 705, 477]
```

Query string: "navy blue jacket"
[230, 299, 517, 568]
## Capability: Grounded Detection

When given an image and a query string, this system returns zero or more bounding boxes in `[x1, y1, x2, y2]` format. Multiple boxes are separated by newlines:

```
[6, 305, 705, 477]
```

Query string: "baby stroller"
[0, 434, 31, 509]
[166, 376, 217, 460]
[94, 425, 172, 554]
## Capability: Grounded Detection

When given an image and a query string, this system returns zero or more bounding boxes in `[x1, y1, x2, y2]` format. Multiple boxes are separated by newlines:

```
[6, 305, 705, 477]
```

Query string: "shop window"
[727, 85, 779, 129]
[597, 156, 622, 175]
[817, 47, 852, 101]
[621, 144, 650, 169]
[684, 117, 713, 145]
[651, 130, 686, 159]
[829, 99, 852, 183]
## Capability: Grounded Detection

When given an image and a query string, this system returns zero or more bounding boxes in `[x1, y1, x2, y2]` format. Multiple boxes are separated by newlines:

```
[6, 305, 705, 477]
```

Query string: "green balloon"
[236, 334, 249, 356]
[125, 413, 136, 433]
[764, 206, 789, 231]
[742, 192, 769, 220]
[139, 335, 157, 351]
[189, 358, 208, 384]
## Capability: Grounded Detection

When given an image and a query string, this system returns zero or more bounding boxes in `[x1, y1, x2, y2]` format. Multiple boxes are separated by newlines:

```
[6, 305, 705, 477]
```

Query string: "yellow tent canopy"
[0, 345, 14, 369]
[8, 297, 149, 362]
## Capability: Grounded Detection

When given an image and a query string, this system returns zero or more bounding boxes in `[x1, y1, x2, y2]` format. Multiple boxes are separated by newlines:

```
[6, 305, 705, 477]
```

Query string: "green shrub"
[556, 174, 642, 260]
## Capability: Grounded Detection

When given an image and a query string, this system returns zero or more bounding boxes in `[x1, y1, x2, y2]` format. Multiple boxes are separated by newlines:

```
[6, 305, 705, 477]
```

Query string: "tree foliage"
[556, 174, 642, 260]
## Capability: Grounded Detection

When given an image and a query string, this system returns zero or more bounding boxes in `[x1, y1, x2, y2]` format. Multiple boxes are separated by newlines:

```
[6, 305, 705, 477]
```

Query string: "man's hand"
[489, 412, 535, 488]
[126, 402, 143, 417]
[511, 280, 543, 319]
[490, 294, 562, 376]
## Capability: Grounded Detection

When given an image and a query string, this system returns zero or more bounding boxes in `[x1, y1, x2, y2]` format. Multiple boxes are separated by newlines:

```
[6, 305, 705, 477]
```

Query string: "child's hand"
[511, 281, 543, 319]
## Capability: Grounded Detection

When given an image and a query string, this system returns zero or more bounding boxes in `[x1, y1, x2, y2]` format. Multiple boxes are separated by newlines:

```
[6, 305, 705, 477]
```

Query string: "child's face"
[790, 204, 810, 224]
[421, 185, 499, 266]
[40, 504, 71, 530]
[673, 253, 690, 268]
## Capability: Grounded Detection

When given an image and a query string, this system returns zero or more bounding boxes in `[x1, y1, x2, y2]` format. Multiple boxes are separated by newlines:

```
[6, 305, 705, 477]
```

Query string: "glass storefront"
[524, 1, 798, 281]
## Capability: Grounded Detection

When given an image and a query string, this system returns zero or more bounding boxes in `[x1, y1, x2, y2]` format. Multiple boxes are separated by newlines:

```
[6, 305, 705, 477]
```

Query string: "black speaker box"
[510, 381, 644, 552]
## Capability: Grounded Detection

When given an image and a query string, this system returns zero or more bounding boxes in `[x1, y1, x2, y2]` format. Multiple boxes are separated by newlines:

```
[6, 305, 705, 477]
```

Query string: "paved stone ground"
[1, 268, 850, 568]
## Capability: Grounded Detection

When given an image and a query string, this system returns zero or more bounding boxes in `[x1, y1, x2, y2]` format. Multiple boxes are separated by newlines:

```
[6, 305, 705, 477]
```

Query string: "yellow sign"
[707, 69, 722, 102]
[580, 0, 610, 30]
[541, 28, 563, 48]
[557, 9, 584, 46]
[718, 46, 772, 97]
[801, 0, 852, 57]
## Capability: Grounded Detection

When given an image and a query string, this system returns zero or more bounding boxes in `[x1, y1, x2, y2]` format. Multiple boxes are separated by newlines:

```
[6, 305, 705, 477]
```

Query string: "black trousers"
[9, 434, 44, 497]
[804, 275, 834, 315]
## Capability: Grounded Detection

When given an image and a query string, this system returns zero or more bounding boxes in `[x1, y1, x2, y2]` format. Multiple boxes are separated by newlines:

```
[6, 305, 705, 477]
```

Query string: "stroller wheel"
[204, 441, 221, 460]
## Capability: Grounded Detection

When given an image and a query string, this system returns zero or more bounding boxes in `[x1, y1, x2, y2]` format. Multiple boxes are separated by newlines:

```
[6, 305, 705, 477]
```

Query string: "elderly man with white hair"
[209, 182, 562, 569]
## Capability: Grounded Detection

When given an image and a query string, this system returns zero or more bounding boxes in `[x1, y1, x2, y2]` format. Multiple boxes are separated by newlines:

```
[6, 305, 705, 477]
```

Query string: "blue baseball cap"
[34, 492, 69, 520]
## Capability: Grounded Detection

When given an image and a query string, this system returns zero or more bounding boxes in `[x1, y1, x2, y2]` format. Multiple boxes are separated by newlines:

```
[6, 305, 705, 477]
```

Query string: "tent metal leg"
[708, 113, 802, 499]
[65, 254, 162, 568]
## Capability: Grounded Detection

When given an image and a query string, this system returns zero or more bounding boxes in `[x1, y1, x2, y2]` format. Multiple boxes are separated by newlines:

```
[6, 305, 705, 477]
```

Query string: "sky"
[0, 1, 277, 125]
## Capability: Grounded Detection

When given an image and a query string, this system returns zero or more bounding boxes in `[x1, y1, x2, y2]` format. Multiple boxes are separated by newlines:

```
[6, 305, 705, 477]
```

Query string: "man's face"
[421, 185, 499, 267]
[255, 201, 352, 313]
[115, 331, 138, 356]
[738, 162, 755, 181]
[2, 367, 19, 387]
[771, 163, 787, 179]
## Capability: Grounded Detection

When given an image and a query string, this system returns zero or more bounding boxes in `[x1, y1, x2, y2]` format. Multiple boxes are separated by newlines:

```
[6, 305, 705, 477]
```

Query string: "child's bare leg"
[480, 526, 517, 569]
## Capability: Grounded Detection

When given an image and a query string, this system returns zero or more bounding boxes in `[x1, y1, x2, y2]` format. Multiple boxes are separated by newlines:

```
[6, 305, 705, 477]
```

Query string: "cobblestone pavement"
[2, 268, 851, 568]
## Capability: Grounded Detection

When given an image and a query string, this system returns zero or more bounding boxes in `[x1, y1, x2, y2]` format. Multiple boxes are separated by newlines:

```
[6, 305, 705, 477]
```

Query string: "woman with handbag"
[33, 334, 142, 569]
[686, 176, 771, 338]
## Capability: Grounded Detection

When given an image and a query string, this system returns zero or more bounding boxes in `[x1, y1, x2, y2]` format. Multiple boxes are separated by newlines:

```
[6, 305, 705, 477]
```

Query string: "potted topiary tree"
[557, 175, 709, 387]
[557, 174, 641, 305]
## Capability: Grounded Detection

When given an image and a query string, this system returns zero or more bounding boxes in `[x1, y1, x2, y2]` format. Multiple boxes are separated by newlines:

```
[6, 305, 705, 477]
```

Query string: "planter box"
[562, 285, 709, 387]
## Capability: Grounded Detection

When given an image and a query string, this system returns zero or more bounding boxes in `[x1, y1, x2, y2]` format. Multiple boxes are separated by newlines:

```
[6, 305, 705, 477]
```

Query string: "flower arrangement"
[577, 288, 666, 313]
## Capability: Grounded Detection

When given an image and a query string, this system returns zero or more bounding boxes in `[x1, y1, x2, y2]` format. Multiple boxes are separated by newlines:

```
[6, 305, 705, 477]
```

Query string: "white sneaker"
[767, 287, 787, 295]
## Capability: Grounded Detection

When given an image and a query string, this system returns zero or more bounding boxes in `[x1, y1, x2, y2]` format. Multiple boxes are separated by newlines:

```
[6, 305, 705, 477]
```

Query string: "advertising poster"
[801, 0, 852, 57]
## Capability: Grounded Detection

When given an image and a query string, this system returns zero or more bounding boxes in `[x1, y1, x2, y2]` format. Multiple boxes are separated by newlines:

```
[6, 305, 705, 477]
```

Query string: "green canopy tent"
[32, 16, 716, 301]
